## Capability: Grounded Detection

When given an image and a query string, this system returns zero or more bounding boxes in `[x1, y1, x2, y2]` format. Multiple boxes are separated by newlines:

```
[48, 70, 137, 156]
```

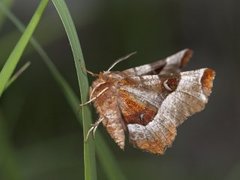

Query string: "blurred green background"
[0, 0, 239, 180]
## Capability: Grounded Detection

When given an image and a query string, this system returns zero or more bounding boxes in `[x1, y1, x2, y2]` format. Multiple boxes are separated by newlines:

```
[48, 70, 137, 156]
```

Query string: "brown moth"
[84, 49, 215, 155]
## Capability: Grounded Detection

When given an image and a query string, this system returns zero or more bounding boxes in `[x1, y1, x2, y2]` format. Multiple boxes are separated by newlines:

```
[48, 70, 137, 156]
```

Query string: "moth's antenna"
[107, 51, 137, 71]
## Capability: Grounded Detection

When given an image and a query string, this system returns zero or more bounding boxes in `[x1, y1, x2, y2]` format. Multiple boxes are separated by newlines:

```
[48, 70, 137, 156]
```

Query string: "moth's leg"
[89, 81, 107, 100]
[80, 63, 99, 77]
[79, 87, 109, 106]
[85, 117, 104, 141]
[85, 69, 99, 77]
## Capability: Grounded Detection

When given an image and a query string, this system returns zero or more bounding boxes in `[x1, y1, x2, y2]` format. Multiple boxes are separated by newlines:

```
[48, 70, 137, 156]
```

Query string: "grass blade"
[0, 0, 49, 97]
[51, 0, 96, 179]
[4, 61, 31, 90]
[1, 2, 127, 180]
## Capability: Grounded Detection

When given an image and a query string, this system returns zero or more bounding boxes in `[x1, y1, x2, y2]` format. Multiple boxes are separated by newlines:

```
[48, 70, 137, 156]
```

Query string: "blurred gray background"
[0, 0, 239, 179]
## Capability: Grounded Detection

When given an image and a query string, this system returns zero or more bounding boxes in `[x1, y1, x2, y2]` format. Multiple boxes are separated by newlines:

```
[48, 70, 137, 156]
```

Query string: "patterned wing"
[123, 49, 193, 76]
[121, 68, 215, 154]
[117, 73, 180, 152]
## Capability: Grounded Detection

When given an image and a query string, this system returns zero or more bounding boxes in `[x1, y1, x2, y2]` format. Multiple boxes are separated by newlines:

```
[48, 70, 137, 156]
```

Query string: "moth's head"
[98, 71, 124, 81]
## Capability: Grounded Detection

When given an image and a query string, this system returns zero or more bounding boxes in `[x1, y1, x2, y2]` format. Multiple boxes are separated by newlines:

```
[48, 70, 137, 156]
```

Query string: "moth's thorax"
[90, 71, 127, 118]
[90, 71, 126, 97]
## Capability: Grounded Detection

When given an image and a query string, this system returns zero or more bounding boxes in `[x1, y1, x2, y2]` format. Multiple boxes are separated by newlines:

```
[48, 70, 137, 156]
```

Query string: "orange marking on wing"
[118, 90, 157, 126]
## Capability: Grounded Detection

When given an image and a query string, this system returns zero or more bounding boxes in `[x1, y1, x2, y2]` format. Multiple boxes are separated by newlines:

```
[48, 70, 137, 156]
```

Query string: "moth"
[83, 49, 215, 155]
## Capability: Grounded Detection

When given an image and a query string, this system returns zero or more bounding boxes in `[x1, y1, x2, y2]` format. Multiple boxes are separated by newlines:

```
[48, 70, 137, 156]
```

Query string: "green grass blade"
[0, 0, 49, 97]
[51, 0, 97, 180]
[1, 2, 127, 180]
[4, 61, 31, 90]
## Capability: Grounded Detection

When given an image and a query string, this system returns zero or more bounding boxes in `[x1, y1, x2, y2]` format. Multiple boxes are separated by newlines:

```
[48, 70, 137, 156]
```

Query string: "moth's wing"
[118, 73, 181, 122]
[117, 73, 179, 153]
[125, 68, 215, 154]
[122, 49, 193, 76]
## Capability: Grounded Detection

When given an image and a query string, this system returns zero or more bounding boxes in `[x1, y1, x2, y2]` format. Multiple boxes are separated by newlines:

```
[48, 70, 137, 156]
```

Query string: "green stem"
[51, 0, 97, 179]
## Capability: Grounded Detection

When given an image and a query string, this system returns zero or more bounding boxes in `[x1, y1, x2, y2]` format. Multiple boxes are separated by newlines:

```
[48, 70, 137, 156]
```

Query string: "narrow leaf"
[0, 0, 49, 97]
[51, 0, 97, 179]
[5, 61, 31, 90]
